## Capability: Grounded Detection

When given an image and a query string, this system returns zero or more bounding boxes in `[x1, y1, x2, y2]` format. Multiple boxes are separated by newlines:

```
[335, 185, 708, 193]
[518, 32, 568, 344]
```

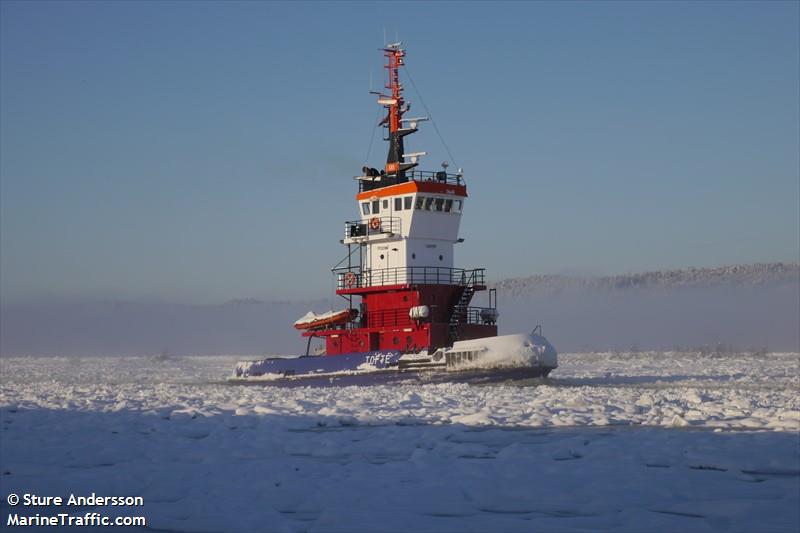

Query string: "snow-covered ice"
[1, 351, 798, 532]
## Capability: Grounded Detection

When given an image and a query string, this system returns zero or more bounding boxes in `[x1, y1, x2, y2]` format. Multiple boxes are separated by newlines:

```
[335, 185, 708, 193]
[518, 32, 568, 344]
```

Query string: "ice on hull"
[231, 365, 554, 388]
[231, 332, 557, 385]
[233, 351, 402, 381]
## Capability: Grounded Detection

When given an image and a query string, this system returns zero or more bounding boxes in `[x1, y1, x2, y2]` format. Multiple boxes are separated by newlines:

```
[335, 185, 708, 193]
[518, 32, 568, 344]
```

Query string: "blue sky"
[1, 1, 798, 304]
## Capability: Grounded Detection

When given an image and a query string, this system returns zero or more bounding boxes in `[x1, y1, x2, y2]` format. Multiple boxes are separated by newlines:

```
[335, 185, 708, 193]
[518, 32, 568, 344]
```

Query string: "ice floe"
[1, 351, 798, 532]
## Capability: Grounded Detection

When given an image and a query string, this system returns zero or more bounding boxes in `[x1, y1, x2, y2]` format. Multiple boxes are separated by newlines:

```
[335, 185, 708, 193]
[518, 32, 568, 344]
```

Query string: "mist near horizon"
[2, 265, 797, 357]
[498, 283, 798, 353]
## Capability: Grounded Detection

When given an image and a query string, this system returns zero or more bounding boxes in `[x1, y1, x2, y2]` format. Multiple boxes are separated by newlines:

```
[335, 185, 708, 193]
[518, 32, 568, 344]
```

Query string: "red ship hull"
[304, 281, 497, 355]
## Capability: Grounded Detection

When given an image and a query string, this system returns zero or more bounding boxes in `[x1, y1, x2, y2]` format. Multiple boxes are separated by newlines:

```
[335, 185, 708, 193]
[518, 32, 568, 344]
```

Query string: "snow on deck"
[1, 352, 798, 532]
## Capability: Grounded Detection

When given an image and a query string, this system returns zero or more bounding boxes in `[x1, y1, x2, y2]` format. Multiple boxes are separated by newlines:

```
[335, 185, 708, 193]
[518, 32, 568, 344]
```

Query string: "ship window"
[454, 200, 463, 213]
[361, 202, 370, 215]
[434, 198, 444, 212]
[415, 197, 424, 210]
[444, 199, 453, 212]
[411, 253, 416, 259]
[404, 196, 412, 209]
[383, 199, 388, 209]
[424, 197, 435, 210]
[380, 254, 385, 259]
[439, 254, 443, 261]
[372, 200, 380, 214]
[394, 197, 402, 211]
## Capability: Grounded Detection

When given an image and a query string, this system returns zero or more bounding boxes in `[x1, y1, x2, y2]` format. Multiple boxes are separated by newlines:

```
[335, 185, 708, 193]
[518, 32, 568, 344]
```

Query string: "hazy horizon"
[1, 260, 797, 308]
[2, 262, 797, 356]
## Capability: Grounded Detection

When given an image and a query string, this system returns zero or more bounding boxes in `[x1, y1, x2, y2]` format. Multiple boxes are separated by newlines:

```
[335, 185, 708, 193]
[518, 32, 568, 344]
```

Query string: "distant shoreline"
[1, 262, 798, 356]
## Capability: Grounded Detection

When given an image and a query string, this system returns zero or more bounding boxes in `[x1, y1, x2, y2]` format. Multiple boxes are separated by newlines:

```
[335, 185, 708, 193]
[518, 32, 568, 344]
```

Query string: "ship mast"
[375, 43, 425, 181]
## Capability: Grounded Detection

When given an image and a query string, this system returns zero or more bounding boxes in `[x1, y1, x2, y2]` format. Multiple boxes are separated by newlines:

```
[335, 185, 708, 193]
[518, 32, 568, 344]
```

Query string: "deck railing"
[361, 305, 496, 328]
[344, 217, 401, 239]
[452, 306, 499, 326]
[357, 170, 464, 193]
[364, 307, 415, 328]
[334, 266, 485, 290]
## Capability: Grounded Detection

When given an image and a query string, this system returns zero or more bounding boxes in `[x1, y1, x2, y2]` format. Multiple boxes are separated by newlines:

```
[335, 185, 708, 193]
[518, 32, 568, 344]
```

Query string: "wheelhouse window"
[371, 200, 380, 214]
[361, 202, 370, 215]
[410, 196, 460, 213]
[394, 197, 402, 211]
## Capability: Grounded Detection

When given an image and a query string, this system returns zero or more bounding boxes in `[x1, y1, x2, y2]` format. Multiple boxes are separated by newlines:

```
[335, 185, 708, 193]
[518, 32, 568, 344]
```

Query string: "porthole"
[412, 253, 416, 259]
[380, 254, 385, 260]
[403, 295, 408, 302]
[439, 255, 443, 261]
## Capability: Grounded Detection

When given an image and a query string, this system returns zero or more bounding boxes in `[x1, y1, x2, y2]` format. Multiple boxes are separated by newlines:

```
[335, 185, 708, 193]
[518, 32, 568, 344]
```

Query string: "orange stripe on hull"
[356, 181, 467, 201]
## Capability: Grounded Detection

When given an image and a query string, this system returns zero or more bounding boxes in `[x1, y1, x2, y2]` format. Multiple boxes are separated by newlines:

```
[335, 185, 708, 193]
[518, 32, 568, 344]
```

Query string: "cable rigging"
[401, 64, 459, 170]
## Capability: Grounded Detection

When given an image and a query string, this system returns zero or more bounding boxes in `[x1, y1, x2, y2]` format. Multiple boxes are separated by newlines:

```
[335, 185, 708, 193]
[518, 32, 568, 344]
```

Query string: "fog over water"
[498, 283, 799, 353]
[1, 264, 797, 356]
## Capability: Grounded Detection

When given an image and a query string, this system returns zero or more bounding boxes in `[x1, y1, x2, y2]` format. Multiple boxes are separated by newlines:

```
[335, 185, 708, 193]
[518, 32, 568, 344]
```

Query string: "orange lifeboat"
[293, 308, 358, 331]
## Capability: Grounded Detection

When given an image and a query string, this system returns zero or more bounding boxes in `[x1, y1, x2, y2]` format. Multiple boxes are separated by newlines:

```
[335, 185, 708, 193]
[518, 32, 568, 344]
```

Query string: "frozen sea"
[1, 352, 798, 532]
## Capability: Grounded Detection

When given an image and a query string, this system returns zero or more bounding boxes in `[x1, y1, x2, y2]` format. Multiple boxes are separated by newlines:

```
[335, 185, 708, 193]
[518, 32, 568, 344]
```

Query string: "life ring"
[369, 217, 381, 231]
[344, 271, 357, 288]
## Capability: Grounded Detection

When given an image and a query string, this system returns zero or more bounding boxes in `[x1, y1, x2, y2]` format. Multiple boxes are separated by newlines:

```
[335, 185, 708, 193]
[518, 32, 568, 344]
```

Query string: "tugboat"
[233, 43, 556, 383]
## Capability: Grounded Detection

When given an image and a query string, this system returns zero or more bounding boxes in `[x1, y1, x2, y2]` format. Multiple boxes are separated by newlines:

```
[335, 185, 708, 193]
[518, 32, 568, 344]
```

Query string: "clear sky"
[1, 1, 798, 304]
